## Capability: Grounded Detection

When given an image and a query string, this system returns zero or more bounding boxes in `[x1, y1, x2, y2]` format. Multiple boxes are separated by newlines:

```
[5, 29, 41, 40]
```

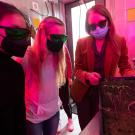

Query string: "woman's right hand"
[85, 72, 101, 85]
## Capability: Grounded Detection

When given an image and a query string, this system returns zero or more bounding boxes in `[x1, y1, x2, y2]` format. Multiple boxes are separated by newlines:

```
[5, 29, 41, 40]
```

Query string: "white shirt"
[25, 53, 60, 123]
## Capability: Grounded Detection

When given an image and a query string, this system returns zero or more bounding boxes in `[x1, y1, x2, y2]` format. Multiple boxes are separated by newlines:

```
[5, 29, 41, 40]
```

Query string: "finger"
[91, 77, 100, 85]
[93, 72, 101, 78]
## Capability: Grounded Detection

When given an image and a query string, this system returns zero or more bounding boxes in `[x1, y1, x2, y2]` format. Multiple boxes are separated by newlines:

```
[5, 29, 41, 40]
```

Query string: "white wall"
[106, 0, 135, 67]
[0, 0, 65, 25]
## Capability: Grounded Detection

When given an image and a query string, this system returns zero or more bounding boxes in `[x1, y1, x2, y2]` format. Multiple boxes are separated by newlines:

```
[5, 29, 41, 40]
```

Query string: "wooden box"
[100, 77, 135, 135]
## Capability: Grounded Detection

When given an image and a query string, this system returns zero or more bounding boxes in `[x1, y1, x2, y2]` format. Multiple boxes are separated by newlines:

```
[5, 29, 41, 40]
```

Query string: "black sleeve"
[15, 65, 26, 135]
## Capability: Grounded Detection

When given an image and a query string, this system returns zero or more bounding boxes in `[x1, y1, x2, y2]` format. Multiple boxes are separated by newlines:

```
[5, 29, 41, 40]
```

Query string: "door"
[65, 0, 105, 67]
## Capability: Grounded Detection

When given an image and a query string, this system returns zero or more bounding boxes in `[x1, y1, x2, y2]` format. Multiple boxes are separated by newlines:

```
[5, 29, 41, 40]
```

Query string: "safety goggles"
[0, 26, 31, 39]
[50, 34, 67, 43]
[88, 20, 107, 31]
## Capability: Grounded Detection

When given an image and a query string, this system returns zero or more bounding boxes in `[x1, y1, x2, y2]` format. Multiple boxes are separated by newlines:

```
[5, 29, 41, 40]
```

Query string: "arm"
[13, 47, 32, 74]
[118, 37, 135, 76]
[74, 39, 101, 86]
[15, 65, 26, 135]
[74, 39, 89, 85]
[65, 45, 72, 86]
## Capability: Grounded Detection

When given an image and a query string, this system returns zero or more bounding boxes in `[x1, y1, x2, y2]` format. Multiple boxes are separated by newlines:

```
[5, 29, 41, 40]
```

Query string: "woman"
[22, 16, 67, 135]
[0, 1, 31, 135]
[73, 4, 135, 130]
[58, 46, 74, 132]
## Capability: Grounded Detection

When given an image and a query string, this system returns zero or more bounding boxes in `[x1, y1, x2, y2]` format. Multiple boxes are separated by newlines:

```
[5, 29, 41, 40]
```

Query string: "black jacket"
[0, 52, 26, 135]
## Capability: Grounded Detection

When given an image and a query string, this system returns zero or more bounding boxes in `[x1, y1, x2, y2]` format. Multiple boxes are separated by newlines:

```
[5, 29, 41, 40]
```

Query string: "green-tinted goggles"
[0, 26, 31, 39]
[50, 34, 67, 43]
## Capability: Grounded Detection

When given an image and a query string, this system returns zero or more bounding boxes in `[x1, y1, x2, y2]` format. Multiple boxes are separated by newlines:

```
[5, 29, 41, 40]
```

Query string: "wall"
[0, 0, 65, 27]
[126, 0, 135, 67]
[106, 0, 135, 68]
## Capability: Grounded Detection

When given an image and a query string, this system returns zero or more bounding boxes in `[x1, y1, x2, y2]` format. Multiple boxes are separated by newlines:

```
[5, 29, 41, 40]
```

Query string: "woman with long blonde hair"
[23, 16, 67, 135]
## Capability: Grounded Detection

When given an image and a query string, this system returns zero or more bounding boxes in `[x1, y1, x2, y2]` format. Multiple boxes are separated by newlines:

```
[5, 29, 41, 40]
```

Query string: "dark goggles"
[50, 34, 67, 43]
[0, 26, 31, 39]
[88, 20, 107, 31]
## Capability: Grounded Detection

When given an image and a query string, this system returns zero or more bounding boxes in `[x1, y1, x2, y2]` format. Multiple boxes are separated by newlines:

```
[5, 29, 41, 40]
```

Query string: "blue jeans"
[26, 111, 59, 135]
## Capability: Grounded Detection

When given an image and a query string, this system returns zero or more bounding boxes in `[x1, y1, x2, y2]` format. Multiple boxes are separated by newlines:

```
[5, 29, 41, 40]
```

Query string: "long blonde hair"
[28, 16, 66, 88]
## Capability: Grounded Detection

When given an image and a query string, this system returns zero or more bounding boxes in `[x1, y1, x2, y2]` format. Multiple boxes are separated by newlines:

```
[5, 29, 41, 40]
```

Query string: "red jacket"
[65, 45, 72, 79]
[74, 35, 134, 85]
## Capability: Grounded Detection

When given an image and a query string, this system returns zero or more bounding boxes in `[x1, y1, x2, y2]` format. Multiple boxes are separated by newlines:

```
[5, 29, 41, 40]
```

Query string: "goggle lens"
[0, 26, 31, 39]
[50, 34, 67, 43]
[89, 20, 107, 31]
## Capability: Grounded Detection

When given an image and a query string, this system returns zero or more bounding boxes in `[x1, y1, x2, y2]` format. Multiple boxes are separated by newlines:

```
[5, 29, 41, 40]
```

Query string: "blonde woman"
[22, 16, 67, 135]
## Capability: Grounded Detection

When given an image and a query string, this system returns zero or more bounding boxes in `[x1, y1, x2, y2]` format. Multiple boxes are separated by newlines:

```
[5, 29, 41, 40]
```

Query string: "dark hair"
[0, 1, 30, 29]
[85, 4, 115, 39]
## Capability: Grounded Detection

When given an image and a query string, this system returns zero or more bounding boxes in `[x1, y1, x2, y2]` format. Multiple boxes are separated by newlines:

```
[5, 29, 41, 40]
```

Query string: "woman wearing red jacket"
[73, 5, 135, 130]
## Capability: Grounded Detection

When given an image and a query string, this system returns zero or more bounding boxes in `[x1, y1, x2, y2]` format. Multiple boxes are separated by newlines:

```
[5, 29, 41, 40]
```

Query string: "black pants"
[59, 79, 72, 118]
[76, 87, 99, 130]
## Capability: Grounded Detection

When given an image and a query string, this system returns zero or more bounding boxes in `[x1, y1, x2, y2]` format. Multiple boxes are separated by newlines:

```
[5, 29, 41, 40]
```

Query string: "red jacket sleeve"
[65, 45, 72, 79]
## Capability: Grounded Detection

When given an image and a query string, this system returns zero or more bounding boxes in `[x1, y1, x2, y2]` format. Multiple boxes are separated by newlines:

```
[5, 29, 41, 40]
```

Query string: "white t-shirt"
[25, 53, 60, 123]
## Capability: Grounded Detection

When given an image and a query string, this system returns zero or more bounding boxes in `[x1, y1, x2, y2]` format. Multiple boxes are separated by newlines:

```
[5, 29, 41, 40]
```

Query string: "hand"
[85, 72, 101, 85]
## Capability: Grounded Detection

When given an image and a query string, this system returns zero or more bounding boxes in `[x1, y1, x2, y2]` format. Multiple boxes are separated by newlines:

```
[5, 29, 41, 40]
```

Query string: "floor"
[57, 109, 81, 135]
[58, 109, 101, 135]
